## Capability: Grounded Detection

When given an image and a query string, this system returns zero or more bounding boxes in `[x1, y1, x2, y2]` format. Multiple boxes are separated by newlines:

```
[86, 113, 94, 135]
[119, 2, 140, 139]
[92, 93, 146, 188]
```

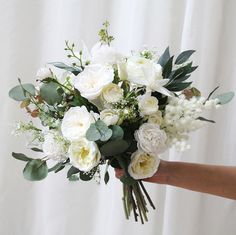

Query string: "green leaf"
[162, 56, 174, 78]
[49, 62, 82, 75]
[69, 175, 80, 181]
[40, 81, 63, 105]
[80, 171, 94, 181]
[48, 162, 63, 172]
[67, 166, 80, 178]
[214, 92, 234, 105]
[9, 84, 35, 101]
[197, 117, 215, 123]
[23, 159, 48, 181]
[120, 175, 136, 186]
[100, 139, 130, 157]
[31, 148, 43, 152]
[158, 47, 170, 67]
[110, 125, 124, 140]
[12, 152, 32, 162]
[166, 82, 192, 92]
[104, 171, 110, 184]
[175, 50, 195, 64]
[206, 86, 220, 101]
[86, 124, 101, 141]
[100, 129, 112, 142]
[54, 165, 65, 173]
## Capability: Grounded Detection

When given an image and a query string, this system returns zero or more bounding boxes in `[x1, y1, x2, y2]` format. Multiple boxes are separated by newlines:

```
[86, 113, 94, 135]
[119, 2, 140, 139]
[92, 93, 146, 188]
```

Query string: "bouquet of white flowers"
[9, 21, 234, 224]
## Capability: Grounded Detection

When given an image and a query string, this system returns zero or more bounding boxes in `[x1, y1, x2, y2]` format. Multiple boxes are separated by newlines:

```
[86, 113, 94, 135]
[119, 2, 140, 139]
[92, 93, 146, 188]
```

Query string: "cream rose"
[68, 138, 101, 172]
[90, 42, 123, 65]
[73, 64, 114, 100]
[61, 106, 97, 141]
[128, 150, 160, 179]
[126, 56, 173, 96]
[148, 111, 163, 126]
[100, 109, 119, 126]
[138, 94, 159, 116]
[135, 123, 167, 154]
[101, 83, 123, 103]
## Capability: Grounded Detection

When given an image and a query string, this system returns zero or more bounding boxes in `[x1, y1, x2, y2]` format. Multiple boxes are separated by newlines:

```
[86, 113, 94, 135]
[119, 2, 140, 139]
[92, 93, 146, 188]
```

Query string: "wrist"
[152, 160, 170, 184]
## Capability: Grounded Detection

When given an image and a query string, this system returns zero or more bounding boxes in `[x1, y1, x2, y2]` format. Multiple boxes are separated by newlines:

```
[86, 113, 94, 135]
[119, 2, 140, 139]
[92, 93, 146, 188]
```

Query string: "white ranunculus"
[73, 64, 114, 100]
[100, 109, 119, 126]
[36, 67, 52, 80]
[90, 42, 123, 65]
[135, 123, 167, 154]
[138, 94, 159, 116]
[126, 56, 173, 96]
[61, 106, 96, 141]
[101, 83, 123, 103]
[42, 132, 68, 162]
[128, 150, 160, 179]
[69, 138, 101, 172]
[148, 111, 163, 126]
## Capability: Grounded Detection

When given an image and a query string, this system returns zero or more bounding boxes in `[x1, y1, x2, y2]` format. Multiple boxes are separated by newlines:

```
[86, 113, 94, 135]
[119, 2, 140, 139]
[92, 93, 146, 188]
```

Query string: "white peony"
[135, 123, 167, 154]
[138, 93, 159, 116]
[90, 42, 123, 65]
[128, 150, 160, 179]
[36, 67, 52, 80]
[42, 132, 68, 162]
[100, 109, 119, 126]
[68, 138, 101, 172]
[73, 64, 114, 100]
[101, 83, 123, 103]
[61, 106, 97, 141]
[126, 56, 173, 96]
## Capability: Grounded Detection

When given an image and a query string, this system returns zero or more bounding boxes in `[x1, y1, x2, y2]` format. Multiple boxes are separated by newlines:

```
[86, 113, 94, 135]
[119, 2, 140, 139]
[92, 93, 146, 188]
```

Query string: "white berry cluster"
[163, 95, 220, 152]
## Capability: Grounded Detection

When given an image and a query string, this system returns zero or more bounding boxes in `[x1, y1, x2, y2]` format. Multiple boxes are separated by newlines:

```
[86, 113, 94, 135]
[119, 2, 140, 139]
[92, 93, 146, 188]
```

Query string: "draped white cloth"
[1, 0, 236, 234]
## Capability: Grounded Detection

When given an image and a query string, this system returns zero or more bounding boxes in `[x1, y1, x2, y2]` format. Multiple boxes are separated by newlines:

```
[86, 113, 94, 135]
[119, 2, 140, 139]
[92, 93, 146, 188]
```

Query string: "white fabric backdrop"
[1, 0, 236, 234]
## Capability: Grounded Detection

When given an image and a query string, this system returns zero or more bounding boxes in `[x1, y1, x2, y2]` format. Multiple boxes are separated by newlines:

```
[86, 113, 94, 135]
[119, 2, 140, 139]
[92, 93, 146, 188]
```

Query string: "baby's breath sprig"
[98, 20, 114, 46]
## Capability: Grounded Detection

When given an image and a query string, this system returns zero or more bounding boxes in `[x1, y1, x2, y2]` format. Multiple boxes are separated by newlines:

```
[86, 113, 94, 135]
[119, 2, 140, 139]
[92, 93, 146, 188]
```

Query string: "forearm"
[150, 160, 236, 200]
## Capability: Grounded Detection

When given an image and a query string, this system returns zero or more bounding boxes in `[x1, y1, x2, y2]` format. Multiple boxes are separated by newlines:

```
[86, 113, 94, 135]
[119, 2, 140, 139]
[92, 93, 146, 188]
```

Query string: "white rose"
[135, 123, 167, 154]
[128, 150, 160, 179]
[73, 64, 114, 100]
[69, 138, 101, 172]
[101, 83, 123, 103]
[126, 56, 173, 96]
[61, 106, 96, 141]
[100, 109, 119, 126]
[138, 94, 159, 116]
[90, 42, 123, 65]
[36, 67, 52, 80]
[148, 111, 163, 125]
[42, 132, 67, 162]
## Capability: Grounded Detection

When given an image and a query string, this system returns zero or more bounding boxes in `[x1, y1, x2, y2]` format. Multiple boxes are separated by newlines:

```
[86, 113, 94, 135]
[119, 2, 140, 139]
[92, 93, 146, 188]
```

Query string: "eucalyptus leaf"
[86, 124, 101, 141]
[69, 175, 80, 181]
[23, 159, 48, 181]
[110, 125, 124, 140]
[67, 166, 80, 178]
[48, 162, 63, 172]
[40, 81, 63, 105]
[214, 92, 234, 105]
[9, 84, 35, 101]
[175, 50, 195, 64]
[12, 152, 32, 162]
[80, 171, 93, 181]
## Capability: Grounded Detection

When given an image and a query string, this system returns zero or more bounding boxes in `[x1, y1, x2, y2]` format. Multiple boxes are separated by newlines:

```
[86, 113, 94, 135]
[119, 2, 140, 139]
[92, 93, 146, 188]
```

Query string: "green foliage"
[68, 175, 80, 181]
[23, 159, 48, 181]
[100, 139, 130, 157]
[110, 125, 124, 140]
[67, 166, 80, 178]
[166, 82, 192, 92]
[80, 171, 94, 181]
[197, 117, 215, 123]
[50, 62, 82, 75]
[158, 47, 170, 67]
[214, 92, 234, 105]
[120, 175, 136, 186]
[162, 56, 174, 78]
[31, 148, 43, 152]
[175, 50, 195, 64]
[98, 21, 114, 45]
[86, 120, 112, 142]
[48, 162, 64, 172]
[12, 152, 32, 162]
[104, 171, 110, 184]
[40, 81, 63, 105]
[9, 83, 35, 101]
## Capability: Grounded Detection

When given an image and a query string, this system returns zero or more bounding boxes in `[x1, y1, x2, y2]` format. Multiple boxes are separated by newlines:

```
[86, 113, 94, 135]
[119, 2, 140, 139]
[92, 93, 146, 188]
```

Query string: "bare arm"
[115, 160, 236, 200]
